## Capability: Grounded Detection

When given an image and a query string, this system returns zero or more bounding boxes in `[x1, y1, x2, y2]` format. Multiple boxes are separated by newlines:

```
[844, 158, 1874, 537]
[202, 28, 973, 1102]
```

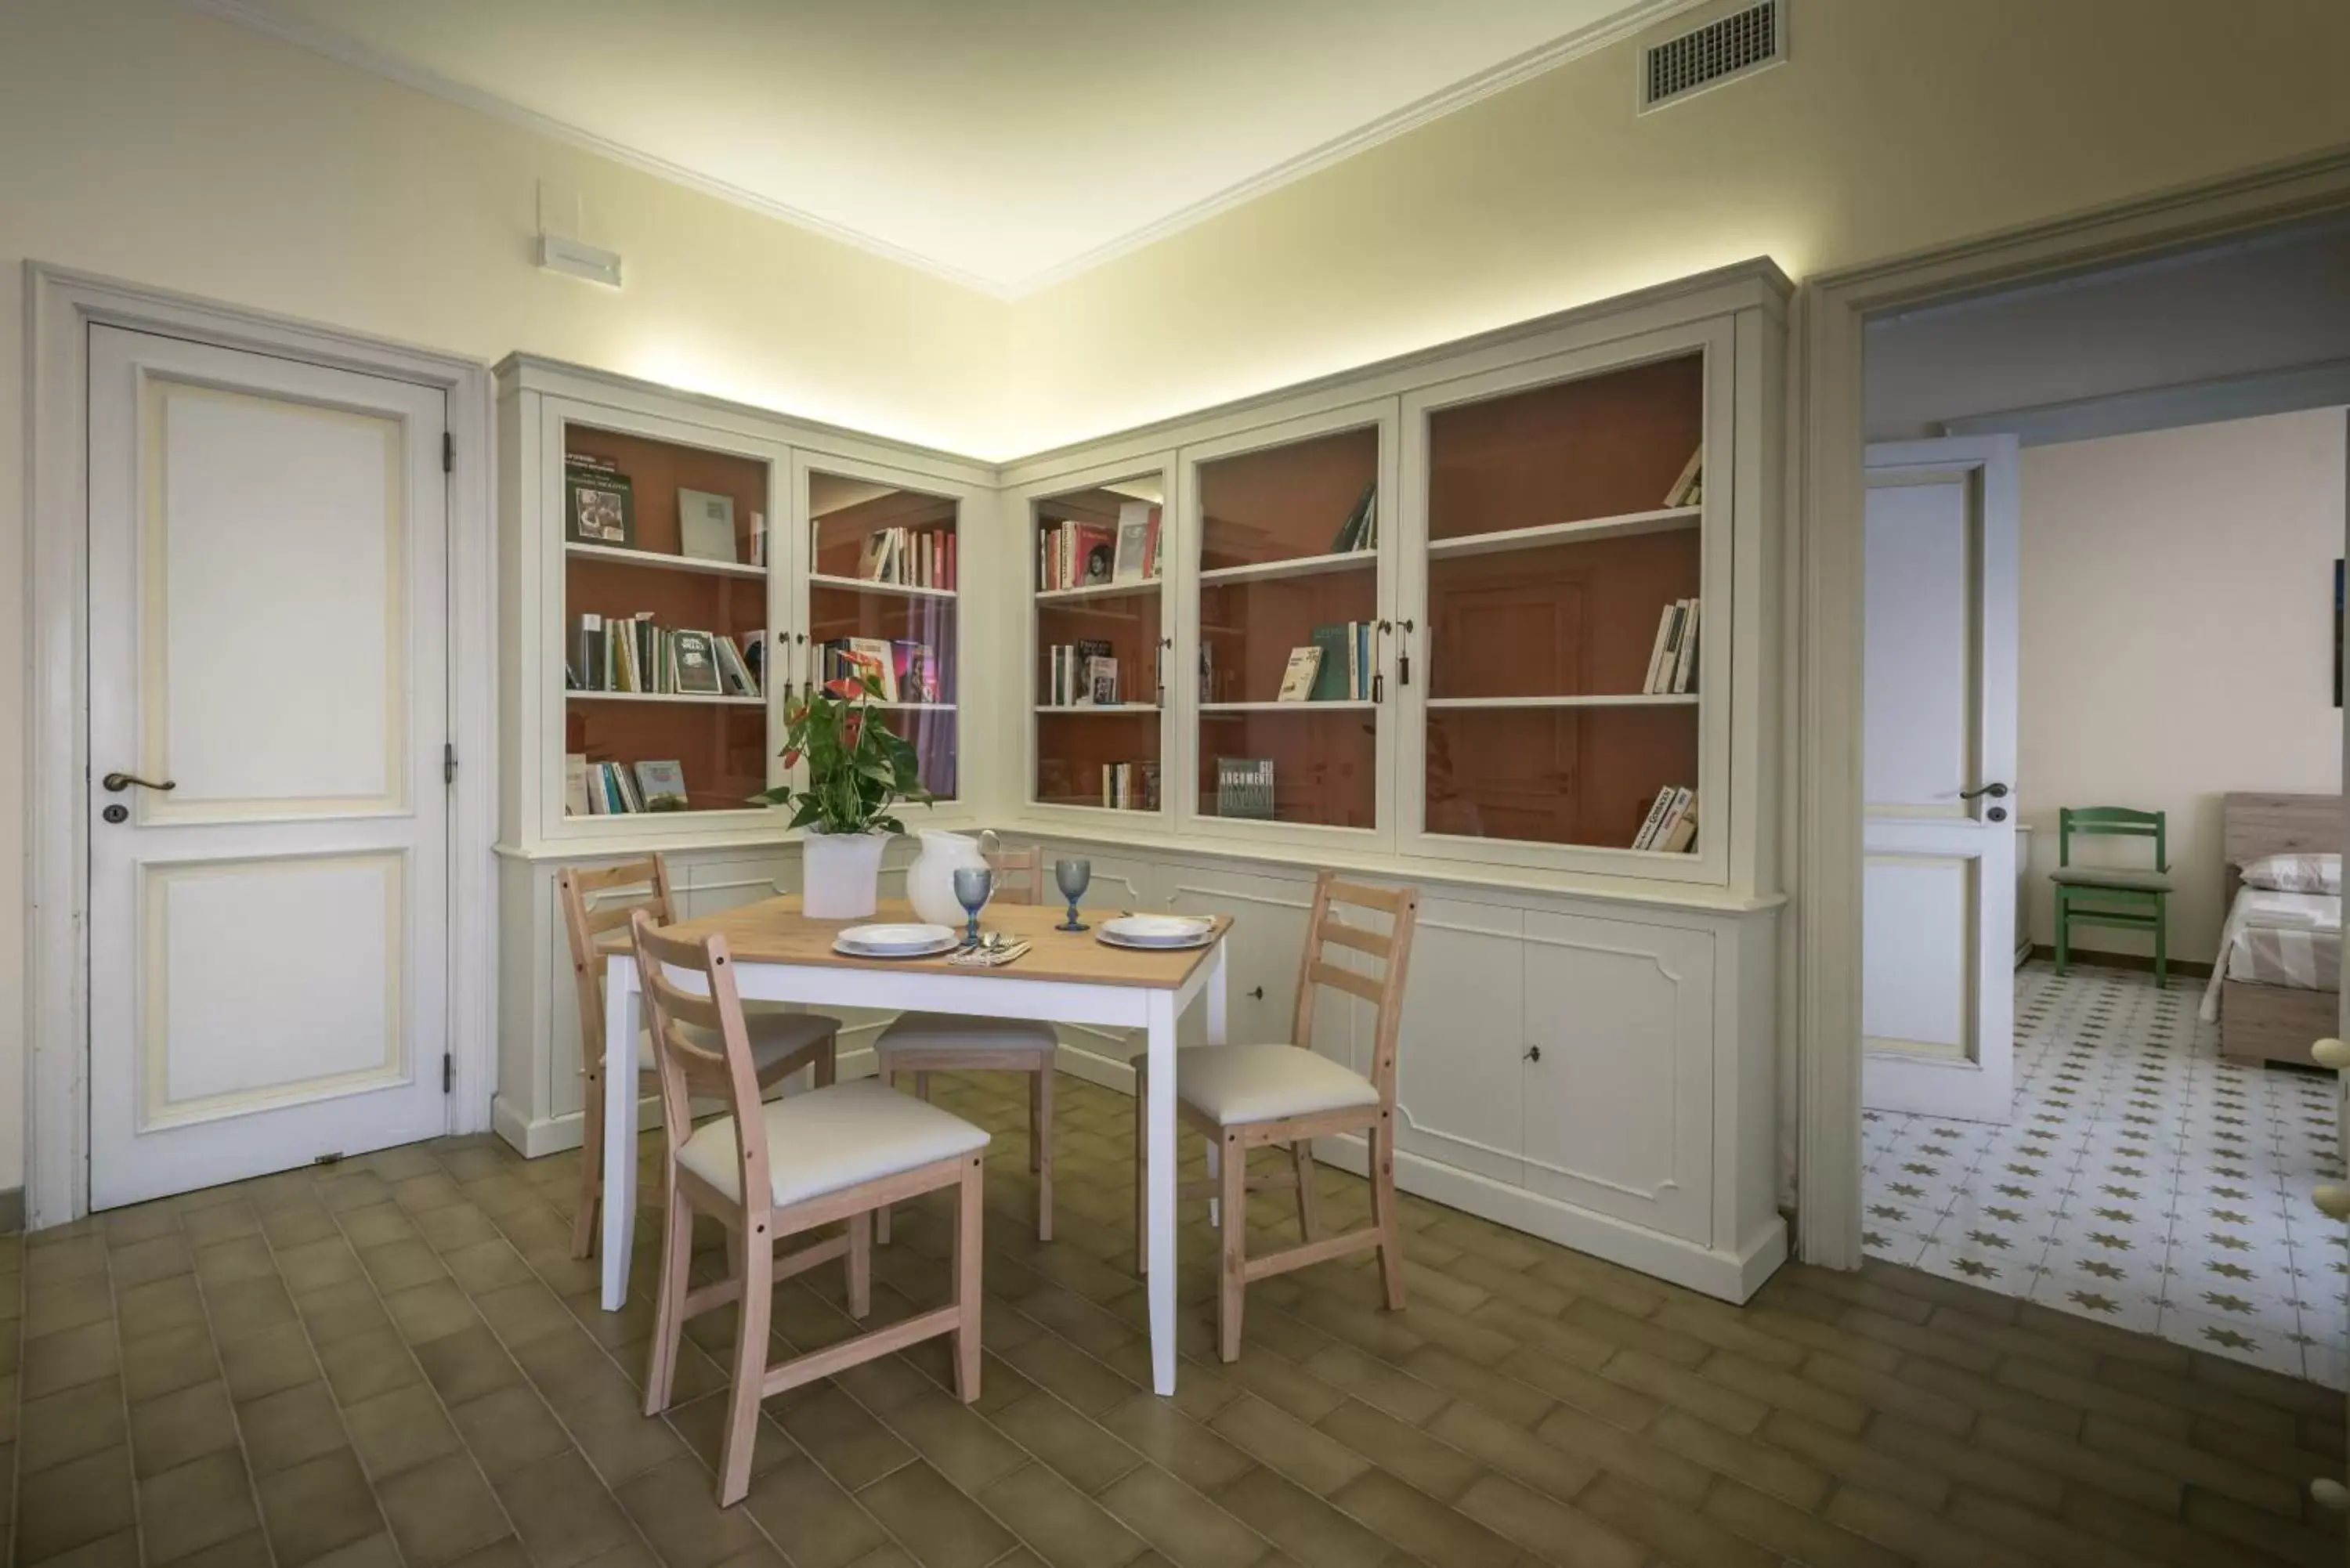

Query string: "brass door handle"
[102, 772, 175, 793]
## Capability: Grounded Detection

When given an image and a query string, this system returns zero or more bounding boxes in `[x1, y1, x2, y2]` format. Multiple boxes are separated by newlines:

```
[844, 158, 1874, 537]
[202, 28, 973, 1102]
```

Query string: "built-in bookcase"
[1025, 467, 1172, 816]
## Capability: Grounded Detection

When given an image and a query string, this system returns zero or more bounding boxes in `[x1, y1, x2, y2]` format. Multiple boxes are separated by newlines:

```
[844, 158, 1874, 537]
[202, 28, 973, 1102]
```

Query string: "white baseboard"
[493, 1045, 884, 1158]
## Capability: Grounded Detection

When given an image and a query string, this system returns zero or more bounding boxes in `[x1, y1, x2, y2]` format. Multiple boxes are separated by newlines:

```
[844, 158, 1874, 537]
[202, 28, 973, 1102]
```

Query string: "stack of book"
[1101, 761, 1160, 811]
[816, 637, 941, 703]
[566, 757, 689, 815]
[570, 613, 761, 697]
[855, 527, 956, 591]
[1329, 482, 1378, 554]
[1039, 500, 1160, 589]
[1641, 598, 1700, 694]
[1663, 447, 1704, 508]
[1307, 622, 1378, 700]
[1045, 640, 1119, 706]
[1632, 786, 1698, 852]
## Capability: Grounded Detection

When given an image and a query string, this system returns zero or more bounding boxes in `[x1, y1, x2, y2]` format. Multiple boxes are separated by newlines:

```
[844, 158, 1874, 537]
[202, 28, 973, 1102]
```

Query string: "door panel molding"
[27, 265, 497, 1228]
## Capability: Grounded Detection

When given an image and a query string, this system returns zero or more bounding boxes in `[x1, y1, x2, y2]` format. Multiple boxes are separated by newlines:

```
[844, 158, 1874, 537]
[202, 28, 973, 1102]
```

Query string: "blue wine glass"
[953, 865, 992, 948]
[1054, 858, 1092, 932]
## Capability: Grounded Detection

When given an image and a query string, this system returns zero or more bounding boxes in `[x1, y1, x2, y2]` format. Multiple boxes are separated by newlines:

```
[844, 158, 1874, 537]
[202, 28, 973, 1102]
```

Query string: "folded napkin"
[948, 941, 1030, 968]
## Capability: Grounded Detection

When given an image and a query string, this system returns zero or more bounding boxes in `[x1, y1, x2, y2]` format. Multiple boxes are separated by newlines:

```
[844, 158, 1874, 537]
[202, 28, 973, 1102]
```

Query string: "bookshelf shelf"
[1201, 700, 1376, 713]
[1197, 550, 1376, 587]
[1423, 694, 1698, 709]
[807, 573, 957, 602]
[1423, 506, 1700, 561]
[1035, 704, 1162, 714]
[562, 540, 768, 579]
[1036, 579, 1163, 603]
[567, 692, 765, 707]
[867, 701, 956, 713]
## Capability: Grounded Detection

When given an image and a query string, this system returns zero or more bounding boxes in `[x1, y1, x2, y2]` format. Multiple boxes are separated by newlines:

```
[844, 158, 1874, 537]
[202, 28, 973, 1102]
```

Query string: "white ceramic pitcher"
[906, 828, 997, 927]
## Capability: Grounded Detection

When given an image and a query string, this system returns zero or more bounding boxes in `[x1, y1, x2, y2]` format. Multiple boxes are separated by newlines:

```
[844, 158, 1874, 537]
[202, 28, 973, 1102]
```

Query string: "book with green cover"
[1307, 624, 1353, 702]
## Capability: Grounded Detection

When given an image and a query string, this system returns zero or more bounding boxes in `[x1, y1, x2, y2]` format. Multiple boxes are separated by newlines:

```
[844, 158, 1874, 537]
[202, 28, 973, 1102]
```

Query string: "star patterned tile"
[1862, 959, 2345, 1388]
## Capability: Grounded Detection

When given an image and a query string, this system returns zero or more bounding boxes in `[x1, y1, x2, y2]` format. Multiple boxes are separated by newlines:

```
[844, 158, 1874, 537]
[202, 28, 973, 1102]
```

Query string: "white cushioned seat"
[1174, 1044, 1380, 1125]
[637, 1006, 841, 1078]
[877, 1010, 1057, 1053]
[675, 1079, 989, 1207]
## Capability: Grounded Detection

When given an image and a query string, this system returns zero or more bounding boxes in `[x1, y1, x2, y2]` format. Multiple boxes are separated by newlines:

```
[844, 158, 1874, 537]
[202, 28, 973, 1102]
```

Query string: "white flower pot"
[801, 828, 887, 919]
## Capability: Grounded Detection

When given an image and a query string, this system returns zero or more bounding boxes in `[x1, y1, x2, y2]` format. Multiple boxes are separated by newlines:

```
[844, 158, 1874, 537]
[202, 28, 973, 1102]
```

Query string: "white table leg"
[599, 956, 639, 1311]
[1204, 939, 1229, 1226]
[1144, 989, 1178, 1396]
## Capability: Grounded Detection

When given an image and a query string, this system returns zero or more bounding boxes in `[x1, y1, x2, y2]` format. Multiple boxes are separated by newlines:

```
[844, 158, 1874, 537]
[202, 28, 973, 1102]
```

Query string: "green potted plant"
[750, 672, 930, 918]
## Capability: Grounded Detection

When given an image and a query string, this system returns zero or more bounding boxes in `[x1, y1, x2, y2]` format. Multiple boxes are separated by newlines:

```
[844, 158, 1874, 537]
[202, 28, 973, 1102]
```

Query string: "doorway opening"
[1853, 219, 2350, 1386]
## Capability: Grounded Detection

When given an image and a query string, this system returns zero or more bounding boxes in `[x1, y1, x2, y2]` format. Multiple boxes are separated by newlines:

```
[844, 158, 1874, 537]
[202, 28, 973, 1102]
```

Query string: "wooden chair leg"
[915, 1071, 932, 1101]
[641, 1182, 695, 1416]
[1133, 1076, 1148, 1277]
[1291, 1138, 1319, 1241]
[875, 1061, 897, 1247]
[847, 1211, 872, 1319]
[814, 1032, 837, 1088]
[953, 1155, 984, 1402]
[716, 1219, 776, 1507]
[1217, 1127, 1247, 1363]
[1033, 1060, 1055, 1242]
[1369, 1111, 1406, 1312]
[572, 1063, 605, 1259]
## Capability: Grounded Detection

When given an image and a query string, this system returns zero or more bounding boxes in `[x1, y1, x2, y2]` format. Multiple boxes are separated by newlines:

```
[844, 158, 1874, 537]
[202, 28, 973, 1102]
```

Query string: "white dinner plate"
[1097, 929, 1217, 952]
[835, 922, 957, 953]
[834, 934, 962, 959]
[1099, 914, 1215, 947]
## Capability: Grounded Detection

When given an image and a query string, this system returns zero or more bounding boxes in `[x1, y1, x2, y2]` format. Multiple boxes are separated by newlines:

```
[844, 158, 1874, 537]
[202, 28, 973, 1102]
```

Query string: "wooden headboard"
[2222, 792, 2343, 901]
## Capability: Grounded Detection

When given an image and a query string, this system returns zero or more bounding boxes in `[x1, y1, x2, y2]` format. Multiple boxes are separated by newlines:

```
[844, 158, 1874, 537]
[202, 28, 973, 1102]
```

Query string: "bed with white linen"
[2204, 793, 2342, 1067]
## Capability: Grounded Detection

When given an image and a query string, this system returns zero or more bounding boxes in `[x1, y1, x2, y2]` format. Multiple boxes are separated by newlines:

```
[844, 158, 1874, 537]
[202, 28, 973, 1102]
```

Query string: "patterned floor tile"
[1862, 960, 2345, 1388]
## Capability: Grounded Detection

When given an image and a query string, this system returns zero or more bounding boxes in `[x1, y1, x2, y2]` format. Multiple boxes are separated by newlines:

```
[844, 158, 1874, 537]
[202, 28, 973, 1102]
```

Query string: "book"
[562, 754, 591, 817]
[573, 613, 606, 692]
[1113, 501, 1155, 583]
[750, 511, 767, 568]
[566, 454, 634, 547]
[1647, 601, 1689, 695]
[1142, 509, 1161, 580]
[1670, 598, 1701, 693]
[1640, 605, 1676, 694]
[1664, 447, 1704, 508]
[671, 630, 723, 695]
[633, 761, 689, 812]
[838, 637, 896, 701]
[712, 635, 758, 698]
[1661, 793, 1699, 853]
[677, 489, 737, 563]
[1277, 646, 1323, 703]
[1087, 656, 1119, 706]
[1216, 757, 1275, 820]
[1631, 784, 1679, 850]
[742, 631, 767, 694]
[1307, 625, 1354, 702]
[1330, 482, 1377, 553]
[1074, 523, 1116, 585]
[894, 641, 941, 704]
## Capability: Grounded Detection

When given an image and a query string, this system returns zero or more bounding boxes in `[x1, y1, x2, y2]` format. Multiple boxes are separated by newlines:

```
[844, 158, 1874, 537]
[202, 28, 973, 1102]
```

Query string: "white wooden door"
[1861, 436, 2020, 1123]
[87, 327, 452, 1209]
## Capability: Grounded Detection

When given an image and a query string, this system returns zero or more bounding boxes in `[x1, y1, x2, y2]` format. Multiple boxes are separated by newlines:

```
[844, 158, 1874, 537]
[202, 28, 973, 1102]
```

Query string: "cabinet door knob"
[1246, 986, 1264, 1001]
[2312, 1038, 2350, 1070]
[1524, 1046, 1541, 1063]
[2314, 1185, 2350, 1221]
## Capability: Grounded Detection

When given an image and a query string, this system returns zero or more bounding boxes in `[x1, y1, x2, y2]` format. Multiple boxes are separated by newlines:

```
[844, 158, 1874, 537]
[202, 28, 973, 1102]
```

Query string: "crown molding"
[179, 0, 1706, 300]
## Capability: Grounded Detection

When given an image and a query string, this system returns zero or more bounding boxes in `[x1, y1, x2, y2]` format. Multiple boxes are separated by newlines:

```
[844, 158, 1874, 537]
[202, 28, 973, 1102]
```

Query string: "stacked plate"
[833, 922, 960, 959]
[1097, 914, 1217, 951]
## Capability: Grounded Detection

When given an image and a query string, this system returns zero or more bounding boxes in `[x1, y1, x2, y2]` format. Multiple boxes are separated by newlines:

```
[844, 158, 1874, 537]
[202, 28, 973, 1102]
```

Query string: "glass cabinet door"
[559, 421, 776, 822]
[1188, 414, 1390, 834]
[1031, 471, 1168, 814]
[1408, 349, 1713, 858]
[802, 465, 961, 801]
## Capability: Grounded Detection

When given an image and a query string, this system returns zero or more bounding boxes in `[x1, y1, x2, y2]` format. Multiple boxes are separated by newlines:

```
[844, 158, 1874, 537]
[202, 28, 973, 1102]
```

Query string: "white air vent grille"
[1643, 1, 1782, 110]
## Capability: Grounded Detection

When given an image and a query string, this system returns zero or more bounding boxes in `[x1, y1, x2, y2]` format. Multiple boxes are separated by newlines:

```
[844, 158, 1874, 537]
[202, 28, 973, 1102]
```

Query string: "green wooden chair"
[2052, 806, 2172, 986]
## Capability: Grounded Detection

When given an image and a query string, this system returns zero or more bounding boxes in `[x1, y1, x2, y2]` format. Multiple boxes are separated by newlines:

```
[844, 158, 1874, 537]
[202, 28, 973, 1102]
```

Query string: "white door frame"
[1792, 148, 2350, 1269]
[26, 265, 497, 1228]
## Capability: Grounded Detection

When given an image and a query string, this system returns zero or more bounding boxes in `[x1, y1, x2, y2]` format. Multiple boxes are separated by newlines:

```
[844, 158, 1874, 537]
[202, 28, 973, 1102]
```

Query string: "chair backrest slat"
[986, 844, 1047, 907]
[629, 910, 773, 1205]
[2059, 806, 2167, 872]
[558, 855, 677, 1051]
[1288, 873, 1419, 1104]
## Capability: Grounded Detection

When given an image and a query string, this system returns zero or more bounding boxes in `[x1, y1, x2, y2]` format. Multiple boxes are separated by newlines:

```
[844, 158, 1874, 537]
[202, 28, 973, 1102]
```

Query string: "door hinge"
[442, 431, 454, 473]
[443, 742, 457, 785]
[442, 1053, 454, 1093]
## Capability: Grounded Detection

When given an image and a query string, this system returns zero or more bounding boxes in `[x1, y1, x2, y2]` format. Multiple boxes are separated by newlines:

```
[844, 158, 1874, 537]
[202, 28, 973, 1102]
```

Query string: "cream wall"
[1001, 0, 2350, 453]
[0, 0, 1014, 1196]
[2016, 410, 2348, 964]
[8, 0, 2350, 1202]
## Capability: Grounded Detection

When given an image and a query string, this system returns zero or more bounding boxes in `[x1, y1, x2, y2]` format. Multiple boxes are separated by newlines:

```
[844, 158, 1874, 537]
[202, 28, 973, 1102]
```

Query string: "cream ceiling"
[193, 0, 1698, 294]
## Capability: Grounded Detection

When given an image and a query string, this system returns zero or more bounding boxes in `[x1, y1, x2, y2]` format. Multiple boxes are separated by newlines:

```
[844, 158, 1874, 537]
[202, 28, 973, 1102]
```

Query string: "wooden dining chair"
[873, 843, 1061, 1240]
[559, 856, 843, 1258]
[631, 911, 988, 1505]
[1137, 871, 1419, 1361]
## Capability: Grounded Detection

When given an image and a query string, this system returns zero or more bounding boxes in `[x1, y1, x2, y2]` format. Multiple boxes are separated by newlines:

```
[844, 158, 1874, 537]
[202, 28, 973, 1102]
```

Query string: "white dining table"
[599, 895, 1230, 1396]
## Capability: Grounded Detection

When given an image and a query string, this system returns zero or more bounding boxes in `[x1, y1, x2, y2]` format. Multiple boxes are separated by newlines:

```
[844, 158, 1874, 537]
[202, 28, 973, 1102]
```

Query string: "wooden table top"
[654, 897, 1231, 990]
